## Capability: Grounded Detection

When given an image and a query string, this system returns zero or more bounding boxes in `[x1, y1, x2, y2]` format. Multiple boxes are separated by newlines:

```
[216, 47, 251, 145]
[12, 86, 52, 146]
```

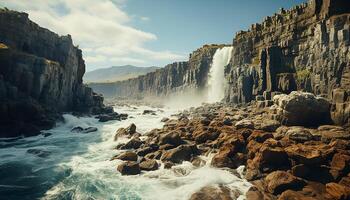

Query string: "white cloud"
[0, 0, 185, 71]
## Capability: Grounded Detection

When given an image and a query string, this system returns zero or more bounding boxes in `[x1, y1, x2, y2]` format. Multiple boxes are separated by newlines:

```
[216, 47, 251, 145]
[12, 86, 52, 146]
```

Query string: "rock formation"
[104, 0, 350, 127]
[90, 44, 226, 98]
[225, 0, 350, 127]
[0, 9, 112, 137]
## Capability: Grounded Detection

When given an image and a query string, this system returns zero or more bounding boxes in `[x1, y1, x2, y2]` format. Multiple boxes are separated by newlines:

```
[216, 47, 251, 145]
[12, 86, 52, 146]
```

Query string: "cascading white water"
[207, 46, 233, 103]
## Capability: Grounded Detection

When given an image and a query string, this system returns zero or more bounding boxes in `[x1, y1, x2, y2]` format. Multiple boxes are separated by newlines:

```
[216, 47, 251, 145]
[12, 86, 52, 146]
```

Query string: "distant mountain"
[83, 65, 160, 83]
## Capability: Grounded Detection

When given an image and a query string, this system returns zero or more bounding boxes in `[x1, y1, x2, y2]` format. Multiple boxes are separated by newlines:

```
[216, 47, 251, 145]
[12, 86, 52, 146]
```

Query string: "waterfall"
[207, 46, 233, 103]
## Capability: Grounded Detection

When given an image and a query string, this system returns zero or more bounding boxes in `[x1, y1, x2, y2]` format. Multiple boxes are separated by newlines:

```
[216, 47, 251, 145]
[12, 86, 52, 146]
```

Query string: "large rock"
[189, 185, 239, 200]
[160, 144, 198, 163]
[265, 171, 305, 195]
[325, 182, 350, 200]
[113, 151, 138, 161]
[139, 159, 159, 171]
[117, 161, 140, 175]
[158, 131, 184, 146]
[273, 92, 331, 126]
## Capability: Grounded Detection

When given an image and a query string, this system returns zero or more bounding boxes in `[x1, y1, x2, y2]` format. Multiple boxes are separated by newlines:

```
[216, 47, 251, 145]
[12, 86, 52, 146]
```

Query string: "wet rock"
[159, 131, 184, 146]
[211, 144, 245, 169]
[71, 126, 98, 133]
[161, 144, 198, 163]
[278, 190, 316, 200]
[163, 161, 175, 169]
[273, 91, 331, 126]
[120, 137, 143, 150]
[114, 123, 137, 140]
[161, 117, 169, 122]
[265, 171, 305, 195]
[71, 126, 84, 133]
[285, 127, 314, 143]
[137, 146, 157, 157]
[113, 151, 137, 161]
[284, 143, 334, 165]
[27, 149, 51, 158]
[235, 119, 254, 129]
[330, 153, 350, 176]
[191, 157, 206, 167]
[117, 161, 140, 175]
[325, 182, 350, 200]
[97, 112, 123, 122]
[260, 120, 280, 132]
[194, 130, 220, 144]
[143, 110, 156, 115]
[247, 130, 273, 143]
[139, 159, 159, 171]
[189, 185, 238, 200]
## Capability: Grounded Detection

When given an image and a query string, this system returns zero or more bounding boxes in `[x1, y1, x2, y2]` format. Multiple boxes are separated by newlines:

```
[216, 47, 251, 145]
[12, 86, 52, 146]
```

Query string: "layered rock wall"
[225, 0, 350, 126]
[90, 45, 223, 98]
[0, 9, 108, 137]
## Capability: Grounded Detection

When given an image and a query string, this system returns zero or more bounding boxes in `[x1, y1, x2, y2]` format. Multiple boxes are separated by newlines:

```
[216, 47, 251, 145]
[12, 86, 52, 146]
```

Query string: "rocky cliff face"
[91, 44, 223, 98]
[0, 9, 110, 137]
[224, 0, 350, 126]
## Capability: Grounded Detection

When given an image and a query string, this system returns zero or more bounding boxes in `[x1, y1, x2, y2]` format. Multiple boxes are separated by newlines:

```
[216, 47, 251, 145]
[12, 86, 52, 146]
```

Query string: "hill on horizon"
[83, 65, 160, 83]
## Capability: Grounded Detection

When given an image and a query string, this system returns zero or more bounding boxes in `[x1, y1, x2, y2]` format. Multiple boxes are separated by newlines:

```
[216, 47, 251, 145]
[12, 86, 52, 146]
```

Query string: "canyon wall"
[90, 44, 224, 98]
[0, 9, 110, 137]
[224, 0, 350, 126]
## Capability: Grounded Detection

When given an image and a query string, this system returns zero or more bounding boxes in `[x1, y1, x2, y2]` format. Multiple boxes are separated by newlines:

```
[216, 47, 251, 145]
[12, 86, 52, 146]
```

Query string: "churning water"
[0, 105, 250, 200]
[207, 46, 233, 103]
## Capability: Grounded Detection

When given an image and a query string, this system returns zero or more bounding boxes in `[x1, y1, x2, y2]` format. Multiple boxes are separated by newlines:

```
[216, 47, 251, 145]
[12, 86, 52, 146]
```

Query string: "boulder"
[325, 182, 350, 200]
[265, 171, 305, 195]
[117, 161, 140, 175]
[139, 159, 159, 171]
[120, 137, 143, 149]
[161, 144, 198, 163]
[159, 131, 184, 146]
[273, 91, 331, 126]
[285, 127, 314, 143]
[235, 119, 254, 129]
[71, 126, 98, 133]
[260, 120, 280, 132]
[189, 185, 238, 200]
[113, 151, 137, 161]
[211, 144, 245, 169]
[284, 143, 334, 165]
[278, 190, 317, 200]
[114, 123, 137, 140]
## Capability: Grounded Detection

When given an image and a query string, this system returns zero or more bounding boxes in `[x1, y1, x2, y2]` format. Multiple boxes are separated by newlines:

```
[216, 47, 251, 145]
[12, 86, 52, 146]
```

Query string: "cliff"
[0, 9, 111, 137]
[224, 0, 350, 126]
[90, 44, 225, 98]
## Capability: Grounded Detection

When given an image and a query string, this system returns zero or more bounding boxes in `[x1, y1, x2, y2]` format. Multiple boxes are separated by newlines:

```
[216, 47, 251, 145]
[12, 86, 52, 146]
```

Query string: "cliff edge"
[0, 9, 112, 137]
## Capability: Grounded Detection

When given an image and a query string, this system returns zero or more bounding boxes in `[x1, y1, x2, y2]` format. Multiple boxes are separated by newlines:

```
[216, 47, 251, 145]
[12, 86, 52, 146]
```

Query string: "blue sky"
[1, 0, 306, 71]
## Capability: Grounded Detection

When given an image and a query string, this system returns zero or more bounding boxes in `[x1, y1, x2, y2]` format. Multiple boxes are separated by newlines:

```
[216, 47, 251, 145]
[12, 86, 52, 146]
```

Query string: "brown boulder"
[247, 130, 273, 143]
[159, 131, 184, 146]
[160, 144, 198, 163]
[278, 190, 317, 200]
[325, 182, 350, 200]
[284, 144, 334, 165]
[189, 185, 238, 200]
[117, 161, 140, 175]
[265, 171, 305, 195]
[113, 151, 138, 161]
[139, 159, 159, 171]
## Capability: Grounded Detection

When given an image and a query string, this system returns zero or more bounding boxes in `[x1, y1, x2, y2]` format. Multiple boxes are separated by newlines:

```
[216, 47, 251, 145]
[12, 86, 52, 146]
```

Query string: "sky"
[1, 0, 307, 71]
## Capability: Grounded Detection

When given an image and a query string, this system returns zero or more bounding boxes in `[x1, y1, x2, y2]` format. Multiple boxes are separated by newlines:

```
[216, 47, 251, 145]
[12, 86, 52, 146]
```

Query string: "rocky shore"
[112, 92, 350, 200]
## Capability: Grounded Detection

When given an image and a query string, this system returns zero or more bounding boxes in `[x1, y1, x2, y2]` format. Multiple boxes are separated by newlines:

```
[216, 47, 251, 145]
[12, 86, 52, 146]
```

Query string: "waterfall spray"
[207, 46, 233, 103]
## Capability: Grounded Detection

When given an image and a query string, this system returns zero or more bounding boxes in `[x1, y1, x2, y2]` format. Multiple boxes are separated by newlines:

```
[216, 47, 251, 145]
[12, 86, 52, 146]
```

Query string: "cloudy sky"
[1, 0, 306, 71]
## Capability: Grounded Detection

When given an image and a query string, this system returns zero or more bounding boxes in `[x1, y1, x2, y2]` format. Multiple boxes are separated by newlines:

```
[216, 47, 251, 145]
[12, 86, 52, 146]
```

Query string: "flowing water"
[0, 105, 251, 200]
[207, 46, 233, 103]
